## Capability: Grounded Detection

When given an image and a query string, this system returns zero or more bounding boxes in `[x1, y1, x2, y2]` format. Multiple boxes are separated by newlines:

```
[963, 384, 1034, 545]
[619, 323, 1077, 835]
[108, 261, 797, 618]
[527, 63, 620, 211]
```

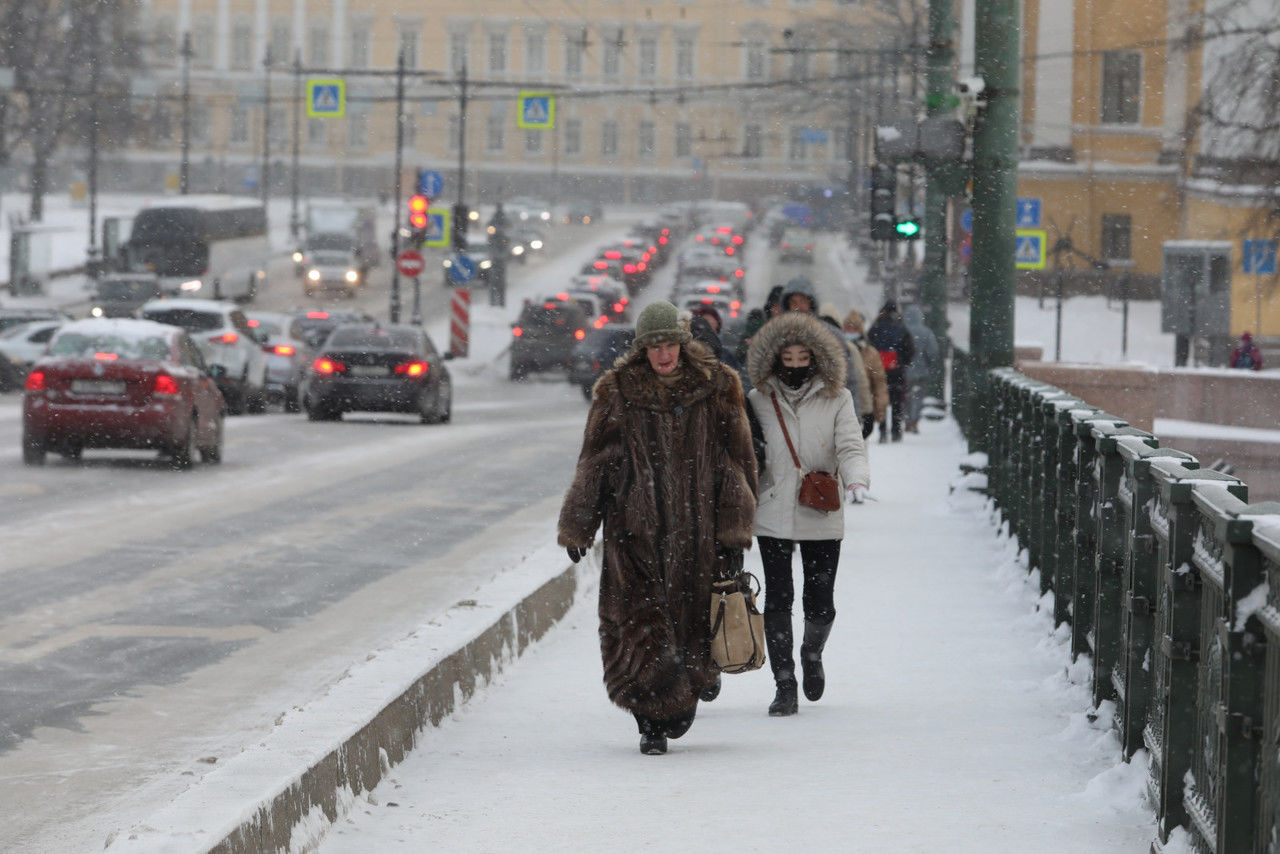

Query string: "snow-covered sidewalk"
[315, 418, 1155, 853]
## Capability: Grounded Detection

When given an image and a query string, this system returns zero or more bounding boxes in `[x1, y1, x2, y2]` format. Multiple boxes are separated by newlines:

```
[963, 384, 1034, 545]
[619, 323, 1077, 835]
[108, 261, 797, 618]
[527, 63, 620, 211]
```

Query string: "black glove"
[716, 546, 744, 580]
[567, 546, 587, 564]
[861, 413, 875, 439]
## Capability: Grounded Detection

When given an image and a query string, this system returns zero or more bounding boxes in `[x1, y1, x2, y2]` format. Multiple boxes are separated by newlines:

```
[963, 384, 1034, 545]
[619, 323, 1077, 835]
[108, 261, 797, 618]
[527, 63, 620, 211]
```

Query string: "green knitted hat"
[633, 300, 692, 350]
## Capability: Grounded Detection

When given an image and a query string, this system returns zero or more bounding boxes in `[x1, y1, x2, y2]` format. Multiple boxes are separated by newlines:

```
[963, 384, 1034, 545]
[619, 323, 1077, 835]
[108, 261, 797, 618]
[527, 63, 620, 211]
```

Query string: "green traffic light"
[894, 219, 920, 237]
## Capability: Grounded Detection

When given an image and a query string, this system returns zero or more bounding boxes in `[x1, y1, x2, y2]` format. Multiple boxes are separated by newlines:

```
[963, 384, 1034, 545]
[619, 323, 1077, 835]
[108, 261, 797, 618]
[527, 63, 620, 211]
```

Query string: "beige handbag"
[709, 572, 767, 673]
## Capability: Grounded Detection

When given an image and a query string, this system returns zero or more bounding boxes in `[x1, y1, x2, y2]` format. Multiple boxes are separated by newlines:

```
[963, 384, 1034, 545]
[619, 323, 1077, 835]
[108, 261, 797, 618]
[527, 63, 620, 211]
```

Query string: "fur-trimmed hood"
[746, 312, 847, 396]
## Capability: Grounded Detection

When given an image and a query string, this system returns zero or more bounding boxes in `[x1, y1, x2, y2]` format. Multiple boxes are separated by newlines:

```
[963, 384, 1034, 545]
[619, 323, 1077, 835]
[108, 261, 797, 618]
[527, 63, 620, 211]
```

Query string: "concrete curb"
[108, 559, 586, 853]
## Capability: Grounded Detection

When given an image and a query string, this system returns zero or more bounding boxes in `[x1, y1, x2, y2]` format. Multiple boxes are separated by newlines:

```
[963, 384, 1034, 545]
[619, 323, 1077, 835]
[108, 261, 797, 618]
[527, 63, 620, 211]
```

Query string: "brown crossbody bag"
[770, 393, 842, 513]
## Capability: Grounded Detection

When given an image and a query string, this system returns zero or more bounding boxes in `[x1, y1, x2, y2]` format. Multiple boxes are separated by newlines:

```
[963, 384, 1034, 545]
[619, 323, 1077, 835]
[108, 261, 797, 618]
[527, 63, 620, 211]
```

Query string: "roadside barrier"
[955, 353, 1280, 853]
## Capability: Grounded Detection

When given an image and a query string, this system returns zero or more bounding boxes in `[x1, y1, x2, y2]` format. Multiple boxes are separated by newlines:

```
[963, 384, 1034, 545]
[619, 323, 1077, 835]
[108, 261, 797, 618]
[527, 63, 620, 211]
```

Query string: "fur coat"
[558, 342, 758, 719]
[746, 313, 870, 541]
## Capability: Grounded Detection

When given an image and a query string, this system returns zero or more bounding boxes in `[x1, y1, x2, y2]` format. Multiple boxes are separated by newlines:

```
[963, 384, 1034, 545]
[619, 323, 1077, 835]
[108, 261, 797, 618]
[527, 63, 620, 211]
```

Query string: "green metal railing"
[956, 360, 1280, 853]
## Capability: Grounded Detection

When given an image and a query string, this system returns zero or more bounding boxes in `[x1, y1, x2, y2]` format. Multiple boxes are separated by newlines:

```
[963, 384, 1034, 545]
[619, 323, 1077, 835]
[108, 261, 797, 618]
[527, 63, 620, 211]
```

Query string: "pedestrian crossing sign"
[306, 80, 345, 118]
[424, 209, 451, 248]
[517, 92, 555, 129]
[1015, 229, 1047, 270]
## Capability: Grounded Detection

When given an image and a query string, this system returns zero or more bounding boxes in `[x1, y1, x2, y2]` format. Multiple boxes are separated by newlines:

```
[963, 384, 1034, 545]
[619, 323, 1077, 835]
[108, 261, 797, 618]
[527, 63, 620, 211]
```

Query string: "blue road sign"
[1243, 239, 1277, 275]
[447, 253, 477, 284]
[517, 93, 555, 129]
[961, 208, 973, 232]
[800, 129, 830, 144]
[417, 169, 445, 199]
[1016, 198, 1041, 228]
[306, 80, 345, 118]
[1015, 230, 1047, 270]
[424, 210, 449, 248]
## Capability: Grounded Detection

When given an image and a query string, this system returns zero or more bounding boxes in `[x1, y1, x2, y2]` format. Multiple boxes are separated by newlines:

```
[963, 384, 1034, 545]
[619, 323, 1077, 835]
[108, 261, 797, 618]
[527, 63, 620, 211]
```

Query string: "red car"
[22, 318, 226, 468]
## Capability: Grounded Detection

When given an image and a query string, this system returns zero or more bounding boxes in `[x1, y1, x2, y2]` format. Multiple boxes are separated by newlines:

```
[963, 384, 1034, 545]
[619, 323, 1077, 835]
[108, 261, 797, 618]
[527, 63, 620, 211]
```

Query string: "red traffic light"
[408, 194, 428, 213]
[409, 211, 428, 229]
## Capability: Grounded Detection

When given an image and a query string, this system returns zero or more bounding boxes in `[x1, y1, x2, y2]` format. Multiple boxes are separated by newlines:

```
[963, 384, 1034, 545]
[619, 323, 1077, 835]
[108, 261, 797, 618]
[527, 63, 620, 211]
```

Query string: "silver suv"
[141, 299, 268, 414]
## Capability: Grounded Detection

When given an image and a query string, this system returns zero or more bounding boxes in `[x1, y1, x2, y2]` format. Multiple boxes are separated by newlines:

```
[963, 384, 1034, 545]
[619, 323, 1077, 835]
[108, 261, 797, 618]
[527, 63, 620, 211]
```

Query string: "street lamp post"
[86, 12, 101, 278]
[290, 50, 302, 238]
[390, 47, 406, 323]
[180, 32, 192, 194]
[261, 47, 273, 218]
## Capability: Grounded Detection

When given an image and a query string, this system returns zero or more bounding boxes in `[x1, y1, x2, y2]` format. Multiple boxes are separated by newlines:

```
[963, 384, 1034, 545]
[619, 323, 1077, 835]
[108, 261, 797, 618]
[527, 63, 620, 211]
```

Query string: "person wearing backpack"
[867, 301, 915, 442]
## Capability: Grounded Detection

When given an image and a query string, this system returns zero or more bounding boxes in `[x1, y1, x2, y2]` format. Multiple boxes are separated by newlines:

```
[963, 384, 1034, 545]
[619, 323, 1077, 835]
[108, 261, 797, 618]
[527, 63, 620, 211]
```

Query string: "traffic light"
[870, 165, 896, 242]
[451, 202, 469, 252]
[894, 217, 921, 240]
[408, 194, 429, 243]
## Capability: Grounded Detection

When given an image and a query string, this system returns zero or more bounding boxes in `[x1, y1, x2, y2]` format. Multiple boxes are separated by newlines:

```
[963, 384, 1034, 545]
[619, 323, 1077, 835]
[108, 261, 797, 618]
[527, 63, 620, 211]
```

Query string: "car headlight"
[90, 306, 104, 317]
[292, 251, 303, 263]
[539, 211, 550, 221]
[530, 239, 543, 250]
[345, 270, 359, 283]
[180, 279, 202, 291]
[511, 245, 525, 256]
[480, 260, 492, 269]
[442, 259, 452, 269]
[308, 269, 321, 281]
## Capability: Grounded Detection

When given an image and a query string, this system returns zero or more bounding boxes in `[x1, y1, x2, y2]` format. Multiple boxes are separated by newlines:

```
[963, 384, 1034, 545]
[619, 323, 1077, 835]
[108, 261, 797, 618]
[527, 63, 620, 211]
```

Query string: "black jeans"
[882, 368, 907, 438]
[757, 536, 841, 625]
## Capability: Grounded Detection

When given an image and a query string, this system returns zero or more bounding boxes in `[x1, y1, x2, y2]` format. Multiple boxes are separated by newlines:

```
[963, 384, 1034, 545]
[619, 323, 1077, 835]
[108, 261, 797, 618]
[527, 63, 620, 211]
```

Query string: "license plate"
[349, 365, 388, 377]
[70, 379, 126, 395]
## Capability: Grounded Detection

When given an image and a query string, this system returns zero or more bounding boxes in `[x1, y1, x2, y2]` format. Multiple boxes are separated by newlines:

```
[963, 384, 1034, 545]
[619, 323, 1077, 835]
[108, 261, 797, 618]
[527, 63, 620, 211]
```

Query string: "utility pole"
[261, 47, 273, 217]
[290, 50, 301, 238]
[86, 9, 101, 277]
[180, 32, 192, 194]
[968, 0, 1020, 445]
[390, 47, 406, 324]
[456, 60, 469, 209]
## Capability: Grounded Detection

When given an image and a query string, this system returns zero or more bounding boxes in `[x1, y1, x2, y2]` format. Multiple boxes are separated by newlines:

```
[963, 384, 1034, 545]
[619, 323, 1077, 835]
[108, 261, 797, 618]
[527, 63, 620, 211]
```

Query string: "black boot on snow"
[768, 678, 799, 717]
[800, 620, 834, 702]
[699, 673, 722, 703]
[662, 705, 697, 740]
[636, 716, 669, 754]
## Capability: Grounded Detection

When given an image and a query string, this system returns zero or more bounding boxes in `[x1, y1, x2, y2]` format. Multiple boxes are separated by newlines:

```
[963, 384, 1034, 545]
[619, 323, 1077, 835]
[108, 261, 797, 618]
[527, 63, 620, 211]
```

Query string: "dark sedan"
[301, 324, 453, 423]
[22, 318, 225, 468]
[568, 325, 634, 400]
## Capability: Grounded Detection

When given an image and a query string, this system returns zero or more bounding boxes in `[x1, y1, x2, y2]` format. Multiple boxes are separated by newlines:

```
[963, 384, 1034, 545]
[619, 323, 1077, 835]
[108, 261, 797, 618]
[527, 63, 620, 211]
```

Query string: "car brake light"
[306, 311, 330, 319]
[695, 235, 703, 242]
[247, 318, 259, 327]
[604, 250, 622, 260]
[593, 260, 608, 270]
[556, 292, 570, 300]
[25, 370, 46, 391]
[273, 344, 296, 356]
[716, 226, 731, 234]
[94, 352, 119, 361]
[725, 246, 736, 256]
[735, 269, 745, 278]
[592, 359, 601, 371]
[613, 302, 624, 313]
[574, 329, 586, 340]
[707, 285, 721, 294]
[313, 357, 345, 374]
[623, 264, 636, 274]
[732, 235, 744, 245]
[659, 236, 668, 245]
[211, 332, 238, 344]
[638, 262, 647, 272]
[394, 361, 429, 377]
[701, 297, 713, 304]
[731, 300, 741, 310]
[543, 301, 557, 310]
[594, 316, 608, 328]
[513, 326, 524, 337]
[153, 374, 180, 395]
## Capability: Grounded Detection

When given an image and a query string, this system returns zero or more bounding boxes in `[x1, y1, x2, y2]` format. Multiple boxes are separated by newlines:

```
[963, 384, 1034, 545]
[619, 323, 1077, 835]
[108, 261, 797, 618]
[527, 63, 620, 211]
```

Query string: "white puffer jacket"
[746, 313, 870, 541]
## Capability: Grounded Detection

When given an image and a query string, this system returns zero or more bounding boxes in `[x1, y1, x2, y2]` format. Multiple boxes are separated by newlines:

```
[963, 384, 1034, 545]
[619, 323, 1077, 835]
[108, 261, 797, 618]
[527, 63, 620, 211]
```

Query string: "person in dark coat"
[1229, 331, 1264, 370]
[902, 304, 940, 432]
[558, 300, 758, 755]
[737, 284, 786, 368]
[867, 301, 915, 442]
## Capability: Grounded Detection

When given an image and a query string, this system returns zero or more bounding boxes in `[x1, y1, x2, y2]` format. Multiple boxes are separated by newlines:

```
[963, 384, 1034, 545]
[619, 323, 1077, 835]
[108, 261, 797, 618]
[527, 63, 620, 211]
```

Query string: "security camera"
[956, 76, 985, 96]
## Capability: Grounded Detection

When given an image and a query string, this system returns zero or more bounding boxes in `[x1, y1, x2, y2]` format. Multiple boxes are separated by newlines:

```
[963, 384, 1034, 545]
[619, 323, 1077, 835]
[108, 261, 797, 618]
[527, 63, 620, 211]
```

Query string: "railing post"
[1253, 520, 1280, 851]
[1113, 441, 1198, 759]
[1145, 461, 1247, 845]
[1053, 404, 1100, 628]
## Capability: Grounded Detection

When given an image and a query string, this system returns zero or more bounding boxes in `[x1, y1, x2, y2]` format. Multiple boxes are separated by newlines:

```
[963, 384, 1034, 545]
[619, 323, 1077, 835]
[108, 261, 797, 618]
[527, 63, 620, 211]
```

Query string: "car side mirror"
[207, 364, 227, 380]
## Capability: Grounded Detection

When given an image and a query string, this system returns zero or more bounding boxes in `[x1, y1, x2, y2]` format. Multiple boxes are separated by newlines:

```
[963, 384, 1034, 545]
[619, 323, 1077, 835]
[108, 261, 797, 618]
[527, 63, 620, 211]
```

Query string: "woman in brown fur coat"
[558, 300, 758, 755]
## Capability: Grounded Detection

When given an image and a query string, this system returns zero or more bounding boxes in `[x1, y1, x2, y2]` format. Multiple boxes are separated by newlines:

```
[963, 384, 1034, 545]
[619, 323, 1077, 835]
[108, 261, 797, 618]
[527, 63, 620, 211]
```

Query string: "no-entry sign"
[396, 249, 426, 277]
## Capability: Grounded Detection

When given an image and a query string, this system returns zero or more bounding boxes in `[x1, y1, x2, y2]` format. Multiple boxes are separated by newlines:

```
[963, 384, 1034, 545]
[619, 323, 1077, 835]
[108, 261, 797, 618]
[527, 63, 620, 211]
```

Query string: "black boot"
[699, 673, 722, 703]
[662, 705, 697, 740]
[768, 678, 798, 716]
[800, 619, 834, 701]
[636, 716, 668, 755]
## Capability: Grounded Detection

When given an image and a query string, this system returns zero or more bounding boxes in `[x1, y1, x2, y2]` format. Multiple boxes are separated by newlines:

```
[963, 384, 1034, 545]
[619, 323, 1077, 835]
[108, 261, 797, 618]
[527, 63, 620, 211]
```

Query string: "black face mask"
[778, 363, 813, 389]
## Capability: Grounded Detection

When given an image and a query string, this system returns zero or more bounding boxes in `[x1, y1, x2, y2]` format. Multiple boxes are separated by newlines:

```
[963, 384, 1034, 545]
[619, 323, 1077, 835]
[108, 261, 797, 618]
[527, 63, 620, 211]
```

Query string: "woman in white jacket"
[746, 312, 870, 716]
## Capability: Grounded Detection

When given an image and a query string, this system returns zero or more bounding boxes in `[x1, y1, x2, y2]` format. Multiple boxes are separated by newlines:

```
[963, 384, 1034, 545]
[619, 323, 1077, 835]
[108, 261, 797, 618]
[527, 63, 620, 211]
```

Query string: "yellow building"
[129, 0, 899, 205]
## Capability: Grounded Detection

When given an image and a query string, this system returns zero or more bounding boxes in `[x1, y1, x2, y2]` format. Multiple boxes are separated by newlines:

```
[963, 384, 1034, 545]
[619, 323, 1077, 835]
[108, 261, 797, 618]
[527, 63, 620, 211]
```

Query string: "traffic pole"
[450, 288, 471, 358]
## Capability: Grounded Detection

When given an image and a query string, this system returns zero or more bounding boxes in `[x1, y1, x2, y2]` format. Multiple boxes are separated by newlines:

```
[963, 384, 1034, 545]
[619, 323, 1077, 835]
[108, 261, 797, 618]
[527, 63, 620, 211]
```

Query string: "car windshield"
[143, 309, 223, 332]
[97, 279, 159, 300]
[249, 318, 283, 337]
[327, 328, 419, 350]
[312, 251, 353, 265]
[49, 330, 171, 361]
[519, 304, 581, 327]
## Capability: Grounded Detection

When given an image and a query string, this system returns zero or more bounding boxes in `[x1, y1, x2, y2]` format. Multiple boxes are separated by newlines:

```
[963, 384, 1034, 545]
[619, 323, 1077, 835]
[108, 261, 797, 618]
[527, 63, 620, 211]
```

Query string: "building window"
[789, 126, 808, 160]
[486, 115, 505, 152]
[191, 19, 214, 67]
[743, 123, 763, 157]
[231, 21, 253, 69]
[152, 18, 177, 65]
[526, 32, 546, 74]
[348, 112, 368, 149]
[601, 119, 619, 156]
[450, 32, 469, 73]
[229, 105, 250, 145]
[404, 114, 417, 149]
[350, 26, 370, 69]
[565, 29, 585, 77]
[790, 47, 811, 80]
[307, 118, 327, 148]
[1101, 51, 1141, 124]
[447, 115, 461, 152]
[675, 37, 694, 80]
[489, 33, 508, 73]
[525, 129, 544, 155]
[675, 122, 692, 158]
[268, 107, 287, 147]
[564, 118, 582, 155]
[190, 104, 211, 144]
[638, 37, 657, 79]
[1101, 214, 1132, 260]
[603, 31, 622, 78]
[399, 26, 420, 69]
[309, 22, 329, 66]
[270, 21, 291, 66]
[745, 40, 767, 81]
[638, 120, 655, 157]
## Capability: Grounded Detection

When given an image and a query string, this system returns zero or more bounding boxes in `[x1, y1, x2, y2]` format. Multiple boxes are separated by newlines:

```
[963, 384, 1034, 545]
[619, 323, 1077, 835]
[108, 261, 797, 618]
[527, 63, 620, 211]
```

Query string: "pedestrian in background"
[746, 312, 870, 717]
[818, 303, 873, 425]
[1229, 331, 1264, 370]
[738, 284, 786, 384]
[559, 301, 758, 756]
[868, 301, 915, 442]
[843, 309, 888, 439]
[901, 304, 940, 433]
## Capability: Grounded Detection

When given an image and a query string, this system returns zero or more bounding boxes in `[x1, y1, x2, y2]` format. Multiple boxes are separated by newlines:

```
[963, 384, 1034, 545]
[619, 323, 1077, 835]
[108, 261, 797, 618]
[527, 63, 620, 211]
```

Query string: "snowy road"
[316, 420, 1156, 853]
